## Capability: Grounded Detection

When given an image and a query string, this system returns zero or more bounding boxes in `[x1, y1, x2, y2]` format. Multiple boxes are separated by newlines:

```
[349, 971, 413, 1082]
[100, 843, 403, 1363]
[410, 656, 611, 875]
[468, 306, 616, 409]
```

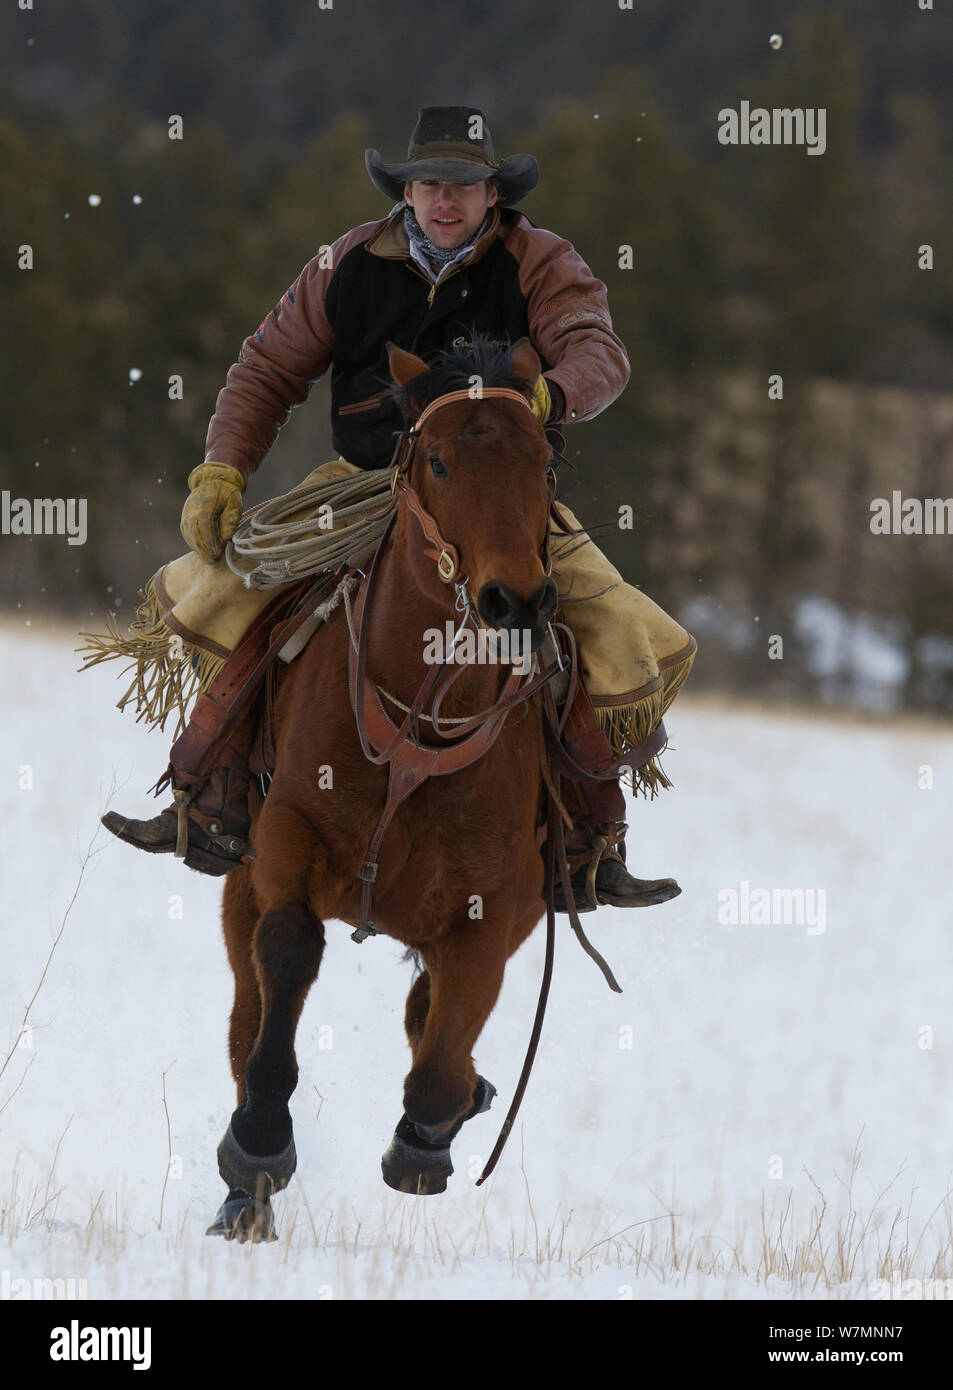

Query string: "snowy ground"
[2, 618, 953, 1301]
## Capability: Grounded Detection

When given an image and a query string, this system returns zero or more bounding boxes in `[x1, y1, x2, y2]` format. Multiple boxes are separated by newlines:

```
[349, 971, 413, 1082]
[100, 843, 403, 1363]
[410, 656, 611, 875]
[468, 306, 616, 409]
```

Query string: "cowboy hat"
[365, 105, 539, 205]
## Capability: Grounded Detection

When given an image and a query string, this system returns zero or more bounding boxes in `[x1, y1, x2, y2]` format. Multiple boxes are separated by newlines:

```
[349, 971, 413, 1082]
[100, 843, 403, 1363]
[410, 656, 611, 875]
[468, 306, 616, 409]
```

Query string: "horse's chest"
[398, 759, 529, 852]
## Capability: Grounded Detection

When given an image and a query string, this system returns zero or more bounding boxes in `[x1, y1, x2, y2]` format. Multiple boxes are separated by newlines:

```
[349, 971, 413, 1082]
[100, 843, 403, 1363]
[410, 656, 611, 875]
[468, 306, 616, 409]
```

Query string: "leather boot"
[552, 781, 680, 914]
[102, 689, 260, 876]
[549, 680, 680, 913]
[101, 761, 255, 876]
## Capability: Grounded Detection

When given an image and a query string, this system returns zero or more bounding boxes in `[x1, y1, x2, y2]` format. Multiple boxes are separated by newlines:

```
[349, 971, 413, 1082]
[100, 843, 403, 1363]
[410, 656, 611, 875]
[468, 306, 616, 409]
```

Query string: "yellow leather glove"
[180, 462, 245, 563]
[530, 375, 551, 424]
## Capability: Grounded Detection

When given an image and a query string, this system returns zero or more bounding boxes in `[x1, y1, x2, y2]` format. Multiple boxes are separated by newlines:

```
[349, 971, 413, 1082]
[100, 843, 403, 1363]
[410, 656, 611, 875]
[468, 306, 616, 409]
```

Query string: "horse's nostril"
[478, 582, 516, 629]
[478, 578, 558, 636]
[536, 577, 558, 623]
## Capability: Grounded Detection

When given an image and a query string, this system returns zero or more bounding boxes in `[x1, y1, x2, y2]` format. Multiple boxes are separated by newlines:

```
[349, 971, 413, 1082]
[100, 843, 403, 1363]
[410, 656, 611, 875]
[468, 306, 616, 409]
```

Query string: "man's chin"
[429, 223, 466, 246]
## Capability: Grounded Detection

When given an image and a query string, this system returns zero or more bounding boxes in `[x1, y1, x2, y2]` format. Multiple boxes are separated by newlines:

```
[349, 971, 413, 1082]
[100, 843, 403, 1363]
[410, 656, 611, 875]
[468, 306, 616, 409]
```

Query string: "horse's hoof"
[205, 1189, 278, 1242]
[216, 1120, 297, 1197]
[381, 1074, 496, 1195]
[381, 1132, 453, 1195]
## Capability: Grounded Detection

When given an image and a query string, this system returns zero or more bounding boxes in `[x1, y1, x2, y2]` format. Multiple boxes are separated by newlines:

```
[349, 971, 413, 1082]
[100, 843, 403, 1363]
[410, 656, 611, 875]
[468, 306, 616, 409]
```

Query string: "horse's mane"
[386, 335, 534, 424]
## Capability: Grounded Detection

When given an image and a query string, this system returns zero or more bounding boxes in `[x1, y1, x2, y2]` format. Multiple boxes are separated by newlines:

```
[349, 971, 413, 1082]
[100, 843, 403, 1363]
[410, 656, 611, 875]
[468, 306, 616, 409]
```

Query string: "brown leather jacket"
[205, 203, 630, 480]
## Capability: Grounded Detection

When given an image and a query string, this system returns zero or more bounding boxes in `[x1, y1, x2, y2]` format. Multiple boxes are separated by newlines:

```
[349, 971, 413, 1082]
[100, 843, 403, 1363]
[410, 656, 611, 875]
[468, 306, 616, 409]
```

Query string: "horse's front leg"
[382, 915, 514, 1194]
[211, 865, 325, 1238]
[403, 925, 507, 1129]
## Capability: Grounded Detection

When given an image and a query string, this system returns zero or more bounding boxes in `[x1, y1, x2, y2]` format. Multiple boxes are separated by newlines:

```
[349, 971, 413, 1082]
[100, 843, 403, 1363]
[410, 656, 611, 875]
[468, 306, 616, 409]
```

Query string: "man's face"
[403, 179, 498, 249]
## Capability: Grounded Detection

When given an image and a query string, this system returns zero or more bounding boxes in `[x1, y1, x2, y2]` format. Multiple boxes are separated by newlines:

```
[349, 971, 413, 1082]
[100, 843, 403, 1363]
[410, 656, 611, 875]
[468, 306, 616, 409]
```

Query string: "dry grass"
[3, 1131, 953, 1299]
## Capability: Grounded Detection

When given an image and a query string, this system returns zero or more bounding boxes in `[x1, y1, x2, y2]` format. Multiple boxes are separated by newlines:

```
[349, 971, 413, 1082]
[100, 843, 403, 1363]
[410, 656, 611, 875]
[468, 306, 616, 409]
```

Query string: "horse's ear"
[509, 337, 541, 389]
[387, 341, 429, 387]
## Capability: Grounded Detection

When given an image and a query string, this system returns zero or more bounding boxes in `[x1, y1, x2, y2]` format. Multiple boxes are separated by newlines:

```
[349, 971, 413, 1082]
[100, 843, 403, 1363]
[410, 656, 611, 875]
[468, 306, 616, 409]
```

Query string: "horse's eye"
[430, 457, 448, 478]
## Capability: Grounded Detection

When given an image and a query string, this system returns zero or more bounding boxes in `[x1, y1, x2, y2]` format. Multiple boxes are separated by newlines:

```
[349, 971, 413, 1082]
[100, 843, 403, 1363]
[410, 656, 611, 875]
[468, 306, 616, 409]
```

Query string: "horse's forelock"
[386, 336, 534, 423]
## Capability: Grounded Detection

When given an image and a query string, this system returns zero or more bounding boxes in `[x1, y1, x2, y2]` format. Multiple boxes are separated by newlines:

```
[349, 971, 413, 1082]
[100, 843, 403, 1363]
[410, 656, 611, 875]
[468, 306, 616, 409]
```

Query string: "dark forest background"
[1, 1, 951, 712]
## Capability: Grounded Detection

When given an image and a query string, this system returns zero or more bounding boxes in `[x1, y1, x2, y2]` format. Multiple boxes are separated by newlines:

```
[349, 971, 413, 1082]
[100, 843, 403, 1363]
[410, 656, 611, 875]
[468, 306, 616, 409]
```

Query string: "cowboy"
[101, 107, 695, 911]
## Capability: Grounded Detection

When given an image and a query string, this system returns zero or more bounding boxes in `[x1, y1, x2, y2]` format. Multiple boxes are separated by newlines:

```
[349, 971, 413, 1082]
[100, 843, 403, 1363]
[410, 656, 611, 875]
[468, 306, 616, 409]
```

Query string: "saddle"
[161, 553, 666, 898]
[161, 566, 344, 813]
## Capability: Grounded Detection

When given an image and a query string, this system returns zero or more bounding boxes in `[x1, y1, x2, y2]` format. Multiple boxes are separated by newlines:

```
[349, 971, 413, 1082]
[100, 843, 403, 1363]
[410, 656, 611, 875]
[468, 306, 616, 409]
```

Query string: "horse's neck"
[365, 538, 507, 719]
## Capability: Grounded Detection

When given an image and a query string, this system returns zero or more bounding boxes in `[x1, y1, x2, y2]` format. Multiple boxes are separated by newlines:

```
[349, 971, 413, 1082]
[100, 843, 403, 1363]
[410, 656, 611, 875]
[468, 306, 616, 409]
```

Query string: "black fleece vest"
[324, 217, 541, 469]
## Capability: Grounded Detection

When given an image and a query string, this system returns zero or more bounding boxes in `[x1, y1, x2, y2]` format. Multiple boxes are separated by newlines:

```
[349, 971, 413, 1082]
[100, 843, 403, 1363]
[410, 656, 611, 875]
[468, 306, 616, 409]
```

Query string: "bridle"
[343, 388, 563, 930]
[386, 387, 560, 689]
[346, 382, 564, 746]
[388, 384, 556, 599]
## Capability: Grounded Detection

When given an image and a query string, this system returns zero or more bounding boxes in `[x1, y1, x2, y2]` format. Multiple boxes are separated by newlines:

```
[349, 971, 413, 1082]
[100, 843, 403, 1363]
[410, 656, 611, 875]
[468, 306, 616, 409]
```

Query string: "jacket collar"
[366, 203, 503, 266]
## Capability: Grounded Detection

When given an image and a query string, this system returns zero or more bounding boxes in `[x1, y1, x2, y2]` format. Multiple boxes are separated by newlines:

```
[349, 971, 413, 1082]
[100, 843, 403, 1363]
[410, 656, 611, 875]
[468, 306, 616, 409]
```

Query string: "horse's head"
[386, 336, 558, 653]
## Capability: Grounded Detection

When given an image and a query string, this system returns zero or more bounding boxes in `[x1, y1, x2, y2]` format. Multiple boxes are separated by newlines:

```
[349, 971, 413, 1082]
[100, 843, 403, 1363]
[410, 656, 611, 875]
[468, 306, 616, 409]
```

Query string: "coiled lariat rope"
[225, 468, 396, 589]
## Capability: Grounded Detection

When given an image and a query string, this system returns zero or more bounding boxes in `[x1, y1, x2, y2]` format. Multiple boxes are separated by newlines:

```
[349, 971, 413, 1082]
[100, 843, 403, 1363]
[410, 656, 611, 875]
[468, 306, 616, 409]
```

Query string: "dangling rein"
[344, 385, 626, 1185]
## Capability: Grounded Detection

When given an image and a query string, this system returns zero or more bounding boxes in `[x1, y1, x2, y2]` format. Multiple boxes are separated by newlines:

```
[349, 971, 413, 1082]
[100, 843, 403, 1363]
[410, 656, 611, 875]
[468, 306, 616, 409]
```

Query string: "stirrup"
[171, 784, 198, 859]
[552, 822, 679, 913]
[583, 831, 610, 911]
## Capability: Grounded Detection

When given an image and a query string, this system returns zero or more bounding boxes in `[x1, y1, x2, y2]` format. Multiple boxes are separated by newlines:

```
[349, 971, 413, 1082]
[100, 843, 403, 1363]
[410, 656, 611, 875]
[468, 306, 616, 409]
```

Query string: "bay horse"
[208, 337, 568, 1240]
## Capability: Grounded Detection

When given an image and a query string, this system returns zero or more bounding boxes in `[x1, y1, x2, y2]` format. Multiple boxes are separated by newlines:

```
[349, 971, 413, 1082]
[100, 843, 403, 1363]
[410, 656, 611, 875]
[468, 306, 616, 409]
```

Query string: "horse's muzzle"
[476, 577, 558, 652]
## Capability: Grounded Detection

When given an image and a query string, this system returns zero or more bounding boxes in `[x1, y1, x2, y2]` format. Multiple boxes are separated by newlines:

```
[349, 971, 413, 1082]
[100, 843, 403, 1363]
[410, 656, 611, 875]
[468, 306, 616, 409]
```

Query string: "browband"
[410, 387, 535, 434]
